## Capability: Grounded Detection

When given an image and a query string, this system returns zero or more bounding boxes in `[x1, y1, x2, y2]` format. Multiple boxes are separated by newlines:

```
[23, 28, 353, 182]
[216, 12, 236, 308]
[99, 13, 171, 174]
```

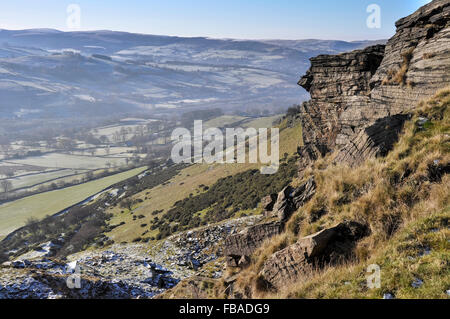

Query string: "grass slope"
[106, 118, 302, 243]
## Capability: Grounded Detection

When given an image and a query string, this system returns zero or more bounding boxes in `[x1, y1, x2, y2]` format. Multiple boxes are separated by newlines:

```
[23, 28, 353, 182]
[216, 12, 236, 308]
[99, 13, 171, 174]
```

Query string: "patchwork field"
[242, 115, 283, 129]
[0, 167, 146, 240]
[5, 169, 84, 191]
[6, 153, 127, 170]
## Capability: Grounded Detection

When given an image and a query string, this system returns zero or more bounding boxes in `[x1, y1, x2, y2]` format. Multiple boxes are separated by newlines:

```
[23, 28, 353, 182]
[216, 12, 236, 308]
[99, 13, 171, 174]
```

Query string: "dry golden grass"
[382, 47, 415, 86]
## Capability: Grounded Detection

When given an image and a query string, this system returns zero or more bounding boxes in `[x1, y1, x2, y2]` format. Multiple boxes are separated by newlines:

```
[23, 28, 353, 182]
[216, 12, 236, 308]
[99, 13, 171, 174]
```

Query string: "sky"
[0, 0, 432, 41]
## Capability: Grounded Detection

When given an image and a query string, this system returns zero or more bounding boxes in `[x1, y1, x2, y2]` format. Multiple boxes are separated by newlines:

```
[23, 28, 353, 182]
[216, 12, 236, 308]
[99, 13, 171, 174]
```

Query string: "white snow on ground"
[74, 94, 96, 102]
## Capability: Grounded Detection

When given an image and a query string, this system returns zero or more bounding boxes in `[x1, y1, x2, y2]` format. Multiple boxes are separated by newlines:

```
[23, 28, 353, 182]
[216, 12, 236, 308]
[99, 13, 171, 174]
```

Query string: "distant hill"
[0, 29, 385, 122]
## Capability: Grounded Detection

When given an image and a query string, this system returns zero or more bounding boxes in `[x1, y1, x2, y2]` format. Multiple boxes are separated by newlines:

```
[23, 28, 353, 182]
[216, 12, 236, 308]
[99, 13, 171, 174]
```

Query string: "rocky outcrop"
[272, 187, 296, 222]
[298, 45, 386, 158]
[261, 194, 278, 216]
[260, 221, 369, 290]
[370, 0, 450, 113]
[298, 0, 450, 167]
[224, 178, 316, 268]
[334, 114, 411, 166]
[224, 221, 282, 267]
[272, 177, 316, 222]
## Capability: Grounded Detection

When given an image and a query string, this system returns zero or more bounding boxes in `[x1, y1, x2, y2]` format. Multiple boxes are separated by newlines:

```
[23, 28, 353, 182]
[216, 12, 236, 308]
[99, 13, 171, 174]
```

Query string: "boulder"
[261, 194, 278, 215]
[291, 177, 316, 209]
[273, 186, 296, 222]
[272, 177, 316, 222]
[261, 221, 369, 289]
[224, 221, 282, 267]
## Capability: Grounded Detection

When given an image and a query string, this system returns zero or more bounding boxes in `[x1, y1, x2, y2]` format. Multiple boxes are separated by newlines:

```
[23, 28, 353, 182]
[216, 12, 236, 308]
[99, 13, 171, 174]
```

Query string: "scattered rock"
[411, 278, 424, 288]
[383, 293, 395, 299]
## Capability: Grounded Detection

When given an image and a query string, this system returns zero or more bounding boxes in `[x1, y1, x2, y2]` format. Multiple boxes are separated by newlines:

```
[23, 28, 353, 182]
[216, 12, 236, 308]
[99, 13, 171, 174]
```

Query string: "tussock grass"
[382, 47, 415, 86]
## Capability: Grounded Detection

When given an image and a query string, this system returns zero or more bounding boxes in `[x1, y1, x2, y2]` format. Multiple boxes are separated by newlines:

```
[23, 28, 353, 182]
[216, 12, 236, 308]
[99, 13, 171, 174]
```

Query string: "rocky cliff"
[223, 0, 450, 297]
[298, 0, 450, 167]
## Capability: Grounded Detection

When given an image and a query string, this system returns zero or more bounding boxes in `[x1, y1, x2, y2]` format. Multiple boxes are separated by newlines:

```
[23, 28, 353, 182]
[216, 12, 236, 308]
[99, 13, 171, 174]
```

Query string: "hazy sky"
[0, 0, 432, 40]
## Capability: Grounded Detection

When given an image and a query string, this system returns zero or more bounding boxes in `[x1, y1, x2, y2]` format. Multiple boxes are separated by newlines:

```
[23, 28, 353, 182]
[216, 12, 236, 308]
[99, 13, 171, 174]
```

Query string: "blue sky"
[0, 0, 431, 40]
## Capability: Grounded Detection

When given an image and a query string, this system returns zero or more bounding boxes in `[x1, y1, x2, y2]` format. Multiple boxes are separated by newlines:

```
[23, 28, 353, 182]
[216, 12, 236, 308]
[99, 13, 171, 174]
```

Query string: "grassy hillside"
[223, 87, 450, 299]
[106, 117, 302, 243]
[0, 167, 146, 240]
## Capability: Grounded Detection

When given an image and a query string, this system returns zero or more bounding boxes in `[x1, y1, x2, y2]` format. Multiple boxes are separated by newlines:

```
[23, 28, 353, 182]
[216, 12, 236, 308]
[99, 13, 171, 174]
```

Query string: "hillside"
[0, 29, 383, 131]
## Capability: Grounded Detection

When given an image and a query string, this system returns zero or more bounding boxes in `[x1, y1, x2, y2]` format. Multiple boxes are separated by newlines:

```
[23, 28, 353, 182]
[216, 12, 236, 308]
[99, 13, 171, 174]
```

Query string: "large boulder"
[273, 177, 316, 222]
[273, 186, 296, 222]
[260, 221, 369, 289]
[224, 221, 282, 267]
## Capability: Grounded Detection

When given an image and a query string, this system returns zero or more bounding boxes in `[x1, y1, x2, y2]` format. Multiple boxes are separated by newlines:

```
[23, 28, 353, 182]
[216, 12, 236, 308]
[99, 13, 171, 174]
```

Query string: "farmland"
[7, 153, 127, 170]
[0, 166, 146, 240]
[0, 113, 292, 241]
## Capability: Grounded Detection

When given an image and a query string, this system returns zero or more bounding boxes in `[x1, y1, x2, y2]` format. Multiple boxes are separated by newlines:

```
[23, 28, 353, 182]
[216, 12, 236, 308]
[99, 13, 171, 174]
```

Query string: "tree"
[117, 127, 128, 143]
[58, 138, 77, 152]
[0, 180, 13, 196]
[120, 198, 136, 211]
[0, 135, 12, 158]
[99, 135, 109, 144]
[85, 171, 94, 181]
[4, 168, 14, 178]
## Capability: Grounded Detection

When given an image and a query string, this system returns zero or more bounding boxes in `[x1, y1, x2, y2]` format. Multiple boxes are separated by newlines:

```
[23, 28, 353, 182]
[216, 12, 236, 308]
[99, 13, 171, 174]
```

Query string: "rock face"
[334, 114, 411, 166]
[261, 194, 278, 215]
[370, 0, 450, 114]
[260, 221, 369, 289]
[298, 45, 386, 160]
[272, 177, 316, 222]
[224, 221, 282, 267]
[298, 0, 450, 167]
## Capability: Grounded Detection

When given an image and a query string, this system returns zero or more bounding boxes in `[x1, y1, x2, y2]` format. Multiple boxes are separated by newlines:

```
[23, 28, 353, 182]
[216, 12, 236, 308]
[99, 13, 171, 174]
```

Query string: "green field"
[242, 115, 283, 129]
[8, 169, 83, 190]
[0, 167, 146, 240]
[8, 153, 127, 169]
[204, 115, 248, 128]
